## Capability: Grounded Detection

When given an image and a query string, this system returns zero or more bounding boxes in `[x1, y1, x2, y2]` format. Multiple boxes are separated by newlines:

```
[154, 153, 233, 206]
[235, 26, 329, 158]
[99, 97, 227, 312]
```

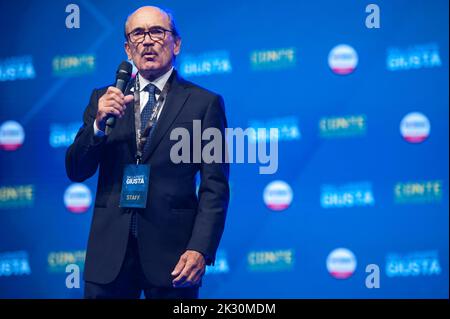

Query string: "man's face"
[125, 7, 181, 79]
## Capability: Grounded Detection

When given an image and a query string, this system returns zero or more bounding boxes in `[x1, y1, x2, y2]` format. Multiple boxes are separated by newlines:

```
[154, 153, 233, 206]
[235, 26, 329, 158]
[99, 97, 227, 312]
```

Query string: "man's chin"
[139, 61, 159, 70]
[138, 64, 168, 80]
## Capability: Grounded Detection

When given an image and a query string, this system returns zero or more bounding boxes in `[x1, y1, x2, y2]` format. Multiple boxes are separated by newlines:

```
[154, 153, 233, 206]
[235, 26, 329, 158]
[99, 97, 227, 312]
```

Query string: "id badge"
[119, 164, 150, 208]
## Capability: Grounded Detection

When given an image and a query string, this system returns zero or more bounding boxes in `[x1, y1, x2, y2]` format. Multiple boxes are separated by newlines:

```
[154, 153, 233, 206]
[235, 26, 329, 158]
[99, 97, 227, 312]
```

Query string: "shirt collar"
[135, 66, 174, 93]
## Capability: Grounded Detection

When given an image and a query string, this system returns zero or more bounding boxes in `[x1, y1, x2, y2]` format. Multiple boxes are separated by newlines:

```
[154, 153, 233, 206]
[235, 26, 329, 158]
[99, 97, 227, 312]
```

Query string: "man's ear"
[173, 37, 182, 56]
[124, 42, 132, 60]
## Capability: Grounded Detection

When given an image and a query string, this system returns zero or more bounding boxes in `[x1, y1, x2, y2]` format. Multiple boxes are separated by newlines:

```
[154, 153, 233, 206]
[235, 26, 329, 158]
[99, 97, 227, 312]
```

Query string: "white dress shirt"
[94, 66, 174, 136]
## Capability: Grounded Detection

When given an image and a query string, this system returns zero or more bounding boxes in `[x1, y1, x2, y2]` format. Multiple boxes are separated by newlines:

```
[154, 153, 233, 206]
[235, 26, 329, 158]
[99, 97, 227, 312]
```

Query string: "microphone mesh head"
[116, 61, 132, 81]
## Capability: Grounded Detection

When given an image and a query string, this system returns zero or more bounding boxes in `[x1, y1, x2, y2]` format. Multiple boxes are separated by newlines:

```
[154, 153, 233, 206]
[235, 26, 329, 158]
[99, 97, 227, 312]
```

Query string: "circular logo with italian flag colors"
[400, 112, 430, 143]
[64, 183, 92, 213]
[327, 248, 357, 279]
[0, 121, 25, 151]
[263, 180, 293, 211]
[328, 44, 358, 75]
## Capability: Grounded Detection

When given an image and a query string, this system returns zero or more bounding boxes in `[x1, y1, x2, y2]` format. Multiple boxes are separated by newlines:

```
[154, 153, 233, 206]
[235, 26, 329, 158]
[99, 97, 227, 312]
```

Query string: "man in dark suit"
[65, 6, 229, 299]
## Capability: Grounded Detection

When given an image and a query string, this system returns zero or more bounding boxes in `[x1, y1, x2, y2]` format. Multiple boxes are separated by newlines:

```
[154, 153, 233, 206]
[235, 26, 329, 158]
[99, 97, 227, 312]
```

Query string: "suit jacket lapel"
[123, 77, 137, 161]
[141, 71, 190, 163]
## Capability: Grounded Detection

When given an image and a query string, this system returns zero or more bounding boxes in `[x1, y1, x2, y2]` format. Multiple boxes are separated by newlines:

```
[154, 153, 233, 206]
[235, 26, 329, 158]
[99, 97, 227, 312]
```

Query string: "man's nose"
[142, 33, 155, 46]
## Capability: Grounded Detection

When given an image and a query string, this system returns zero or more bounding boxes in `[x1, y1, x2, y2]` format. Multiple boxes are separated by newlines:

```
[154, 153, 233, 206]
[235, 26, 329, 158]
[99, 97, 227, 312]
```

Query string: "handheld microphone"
[105, 61, 133, 136]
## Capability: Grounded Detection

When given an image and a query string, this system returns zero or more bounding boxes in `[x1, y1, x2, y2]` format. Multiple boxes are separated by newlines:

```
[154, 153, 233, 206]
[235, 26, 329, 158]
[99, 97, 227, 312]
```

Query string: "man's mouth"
[142, 52, 157, 58]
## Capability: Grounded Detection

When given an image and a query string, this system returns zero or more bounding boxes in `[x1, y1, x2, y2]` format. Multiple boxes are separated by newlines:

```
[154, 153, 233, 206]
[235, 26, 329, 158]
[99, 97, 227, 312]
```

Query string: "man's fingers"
[106, 86, 124, 97]
[107, 94, 125, 108]
[124, 94, 134, 104]
[106, 106, 121, 117]
[172, 262, 196, 287]
[105, 101, 126, 116]
[171, 256, 187, 277]
[172, 263, 193, 285]
[106, 105, 123, 118]
[173, 272, 188, 286]
[175, 266, 204, 288]
[173, 268, 194, 287]
[171, 252, 207, 287]
[180, 261, 195, 276]
[186, 267, 203, 286]
[99, 88, 132, 120]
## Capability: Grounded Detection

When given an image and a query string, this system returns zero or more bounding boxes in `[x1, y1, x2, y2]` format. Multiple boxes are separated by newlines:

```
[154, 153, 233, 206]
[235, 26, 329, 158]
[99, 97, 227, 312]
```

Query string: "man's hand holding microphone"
[96, 61, 133, 135]
[95, 86, 134, 132]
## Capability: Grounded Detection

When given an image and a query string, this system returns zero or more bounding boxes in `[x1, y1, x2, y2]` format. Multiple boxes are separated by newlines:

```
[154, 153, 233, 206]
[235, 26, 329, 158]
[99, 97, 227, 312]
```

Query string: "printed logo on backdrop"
[65, 4, 80, 29]
[53, 54, 95, 77]
[247, 249, 294, 272]
[64, 183, 92, 213]
[327, 248, 357, 279]
[0, 121, 25, 151]
[49, 122, 82, 148]
[0, 185, 34, 209]
[387, 43, 442, 71]
[386, 251, 441, 277]
[263, 180, 293, 211]
[48, 250, 85, 273]
[248, 116, 301, 143]
[205, 250, 229, 275]
[400, 112, 430, 143]
[0, 251, 31, 277]
[179, 51, 232, 77]
[365, 4, 381, 29]
[250, 48, 296, 71]
[0, 55, 36, 81]
[319, 115, 367, 138]
[394, 180, 443, 204]
[365, 264, 381, 289]
[321, 182, 375, 209]
[328, 45, 358, 75]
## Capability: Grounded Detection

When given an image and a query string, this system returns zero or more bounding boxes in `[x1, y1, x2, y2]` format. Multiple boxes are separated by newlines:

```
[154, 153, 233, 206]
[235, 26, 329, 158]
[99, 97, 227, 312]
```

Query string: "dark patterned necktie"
[140, 83, 161, 155]
[130, 83, 160, 238]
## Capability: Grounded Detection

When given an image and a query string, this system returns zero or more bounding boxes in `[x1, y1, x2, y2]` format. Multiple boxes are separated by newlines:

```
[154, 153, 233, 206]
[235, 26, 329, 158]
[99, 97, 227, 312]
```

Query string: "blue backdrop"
[0, 0, 448, 298]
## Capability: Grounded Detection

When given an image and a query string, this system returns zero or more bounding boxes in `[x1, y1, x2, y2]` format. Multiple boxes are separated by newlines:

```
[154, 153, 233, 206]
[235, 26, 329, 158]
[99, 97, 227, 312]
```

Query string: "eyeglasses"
[127, 27, 173, 44]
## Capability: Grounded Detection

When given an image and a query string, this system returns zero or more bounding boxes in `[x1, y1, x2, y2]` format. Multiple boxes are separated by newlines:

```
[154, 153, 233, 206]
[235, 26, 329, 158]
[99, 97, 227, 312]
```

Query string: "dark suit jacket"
[65, 70, 229, 286]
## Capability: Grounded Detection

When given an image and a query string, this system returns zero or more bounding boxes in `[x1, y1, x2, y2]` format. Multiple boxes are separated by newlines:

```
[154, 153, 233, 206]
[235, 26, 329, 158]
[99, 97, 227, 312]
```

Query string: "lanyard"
[133, 74, 171, 164]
